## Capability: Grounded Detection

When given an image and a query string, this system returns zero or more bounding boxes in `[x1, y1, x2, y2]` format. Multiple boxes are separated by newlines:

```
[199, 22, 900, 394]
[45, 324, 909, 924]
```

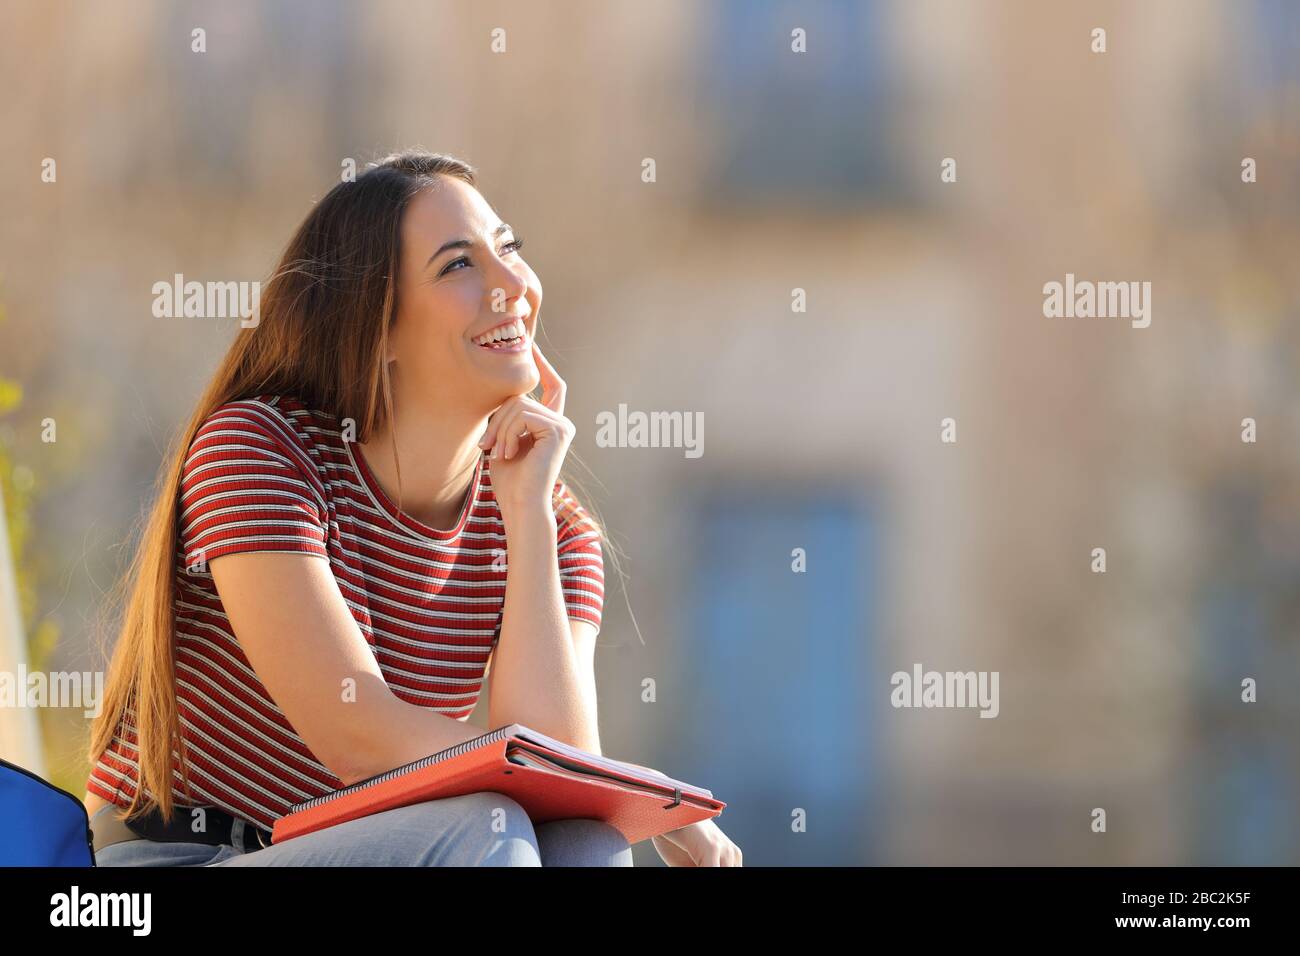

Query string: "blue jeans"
[91, 792, 633, 867]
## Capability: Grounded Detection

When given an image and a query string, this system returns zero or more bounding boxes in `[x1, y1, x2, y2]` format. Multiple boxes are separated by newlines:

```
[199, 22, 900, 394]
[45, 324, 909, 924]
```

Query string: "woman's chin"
[479, 366, 540, 402]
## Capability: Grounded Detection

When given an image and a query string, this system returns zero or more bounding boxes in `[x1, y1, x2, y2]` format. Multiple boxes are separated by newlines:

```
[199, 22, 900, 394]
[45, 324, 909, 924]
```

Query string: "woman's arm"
[210, 551, 486, 785]
[478, 342, 600, 752]
[484, 501, 600, 752]
[569, 618, 600, 747]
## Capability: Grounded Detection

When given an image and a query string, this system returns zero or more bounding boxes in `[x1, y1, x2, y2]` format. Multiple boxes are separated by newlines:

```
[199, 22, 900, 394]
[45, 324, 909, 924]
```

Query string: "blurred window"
[673, 483, 879, 864]
[1188, 482, 1299, 863]
[164, 1, 360, 180]
[697, 0, 906, 211]
[1247, 0, 1300, 94]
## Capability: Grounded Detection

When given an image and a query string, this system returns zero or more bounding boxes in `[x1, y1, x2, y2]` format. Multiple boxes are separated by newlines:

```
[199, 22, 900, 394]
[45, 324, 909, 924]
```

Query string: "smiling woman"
[471, 316, 530, 351]
[78, 151, 688, 867]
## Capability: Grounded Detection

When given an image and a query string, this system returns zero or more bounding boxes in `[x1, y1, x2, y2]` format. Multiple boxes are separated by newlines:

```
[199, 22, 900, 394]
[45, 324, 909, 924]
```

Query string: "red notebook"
[271, 723, 726, 846]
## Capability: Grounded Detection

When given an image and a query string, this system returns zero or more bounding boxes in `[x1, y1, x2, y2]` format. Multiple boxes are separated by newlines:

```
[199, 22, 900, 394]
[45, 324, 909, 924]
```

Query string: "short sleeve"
[178, 401, 329, 567]
[553, 480, 604, 633]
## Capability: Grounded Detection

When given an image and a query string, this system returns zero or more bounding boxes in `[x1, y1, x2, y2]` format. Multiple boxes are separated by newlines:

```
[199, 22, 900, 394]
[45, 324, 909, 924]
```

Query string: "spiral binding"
[289, 726, 515, 813]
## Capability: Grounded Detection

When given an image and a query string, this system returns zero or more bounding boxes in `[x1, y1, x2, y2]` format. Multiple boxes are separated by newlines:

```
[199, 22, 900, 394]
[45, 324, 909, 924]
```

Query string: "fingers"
[531, 341, 567, 415]
[475, 344, 567, 452]
[477, 395, 530, 454]
[478, 394, 570, 459]
[693, 828, 742, 867]
[704, 844, 741, 867]
[500, 408, 558, 460]
[480, 402, 522, 460]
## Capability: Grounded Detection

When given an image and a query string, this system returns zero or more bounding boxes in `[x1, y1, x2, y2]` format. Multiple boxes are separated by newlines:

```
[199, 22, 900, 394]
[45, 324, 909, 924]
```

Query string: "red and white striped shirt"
[87, 394, 604, 831]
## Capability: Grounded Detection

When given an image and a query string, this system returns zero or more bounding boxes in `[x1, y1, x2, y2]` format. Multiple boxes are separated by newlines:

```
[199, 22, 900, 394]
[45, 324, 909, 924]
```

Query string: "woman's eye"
[439, 238, 524, 276]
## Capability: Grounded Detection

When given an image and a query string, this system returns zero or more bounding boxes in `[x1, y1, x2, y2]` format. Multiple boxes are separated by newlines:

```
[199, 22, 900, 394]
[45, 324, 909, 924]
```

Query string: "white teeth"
[474, 319, 525, 346]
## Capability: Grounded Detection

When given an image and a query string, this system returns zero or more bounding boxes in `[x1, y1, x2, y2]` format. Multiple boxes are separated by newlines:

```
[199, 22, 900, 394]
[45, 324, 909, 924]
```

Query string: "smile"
[472, 317, 529, 352]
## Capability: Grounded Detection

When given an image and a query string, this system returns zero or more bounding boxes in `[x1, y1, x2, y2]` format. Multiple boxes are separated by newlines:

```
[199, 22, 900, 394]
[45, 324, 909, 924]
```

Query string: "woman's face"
[390, 176, 541, 415]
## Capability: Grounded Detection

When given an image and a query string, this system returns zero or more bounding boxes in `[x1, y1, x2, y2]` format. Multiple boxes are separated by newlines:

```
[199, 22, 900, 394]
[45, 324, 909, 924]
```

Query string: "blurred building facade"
[0, 0, 1296, 864]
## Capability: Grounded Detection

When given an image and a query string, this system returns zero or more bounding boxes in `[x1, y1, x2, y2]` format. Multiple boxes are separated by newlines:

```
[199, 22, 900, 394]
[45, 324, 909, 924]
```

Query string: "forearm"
[332, 693, 487, 786]
[488, 501, 598, 750]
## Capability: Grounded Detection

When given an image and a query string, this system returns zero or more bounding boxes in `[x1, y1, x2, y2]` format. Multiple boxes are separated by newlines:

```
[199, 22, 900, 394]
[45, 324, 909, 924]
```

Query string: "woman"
[83, 150, 741, 867]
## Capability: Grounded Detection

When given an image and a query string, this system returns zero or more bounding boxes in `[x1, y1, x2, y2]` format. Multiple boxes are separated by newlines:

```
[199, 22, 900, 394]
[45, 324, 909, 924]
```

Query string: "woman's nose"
[488, 262, 530, 300]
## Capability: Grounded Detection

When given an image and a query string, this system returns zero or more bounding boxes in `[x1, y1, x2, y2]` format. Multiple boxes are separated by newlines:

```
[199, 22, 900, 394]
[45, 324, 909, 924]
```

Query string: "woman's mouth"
[472, 318, 529, 353]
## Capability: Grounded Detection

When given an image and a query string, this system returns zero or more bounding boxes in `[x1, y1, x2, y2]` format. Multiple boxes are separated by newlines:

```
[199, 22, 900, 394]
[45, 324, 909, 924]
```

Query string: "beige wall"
[2, 0, 1296, 863]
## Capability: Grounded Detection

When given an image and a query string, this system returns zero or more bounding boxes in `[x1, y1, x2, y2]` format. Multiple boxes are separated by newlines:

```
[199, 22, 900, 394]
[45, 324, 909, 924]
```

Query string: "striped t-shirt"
[87, 394, 604, 831]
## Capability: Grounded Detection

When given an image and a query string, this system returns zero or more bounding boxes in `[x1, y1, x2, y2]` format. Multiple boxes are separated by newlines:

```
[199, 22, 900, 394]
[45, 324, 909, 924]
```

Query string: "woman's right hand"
[651, 819, 743, 867]
[477, 341, 575, 520]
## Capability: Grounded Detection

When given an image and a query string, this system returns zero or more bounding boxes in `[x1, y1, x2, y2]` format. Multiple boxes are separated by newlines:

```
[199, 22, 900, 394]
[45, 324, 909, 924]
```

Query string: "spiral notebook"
[270, 723, 726, 846]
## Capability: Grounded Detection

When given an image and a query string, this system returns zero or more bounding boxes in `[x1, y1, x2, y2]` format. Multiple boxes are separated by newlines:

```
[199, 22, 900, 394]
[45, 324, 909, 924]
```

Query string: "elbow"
[316, 746, 371, 788]
[333, 767, 371, 788]
[306, 691, 403, 788]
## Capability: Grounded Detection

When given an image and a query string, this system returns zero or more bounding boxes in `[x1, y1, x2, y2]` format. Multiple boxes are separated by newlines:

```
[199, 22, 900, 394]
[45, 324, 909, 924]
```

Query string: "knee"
[535, 818, 634, 867]
[344, 792, 539, 866]
[436, 791, 540, 867]
[461, 791, 535, 837]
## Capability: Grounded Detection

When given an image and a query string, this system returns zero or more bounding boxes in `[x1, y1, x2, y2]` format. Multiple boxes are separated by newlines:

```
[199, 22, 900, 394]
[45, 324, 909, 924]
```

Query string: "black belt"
[92, 803, 274, 853]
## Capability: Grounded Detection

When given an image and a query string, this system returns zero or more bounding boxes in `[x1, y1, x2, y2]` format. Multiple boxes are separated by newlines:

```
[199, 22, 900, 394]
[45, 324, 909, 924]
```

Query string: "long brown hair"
[87, 149, 618, 823]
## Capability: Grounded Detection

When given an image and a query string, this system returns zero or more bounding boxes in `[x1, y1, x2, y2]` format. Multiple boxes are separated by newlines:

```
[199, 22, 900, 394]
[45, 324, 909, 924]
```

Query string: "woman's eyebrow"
[425, 222, 513, 268]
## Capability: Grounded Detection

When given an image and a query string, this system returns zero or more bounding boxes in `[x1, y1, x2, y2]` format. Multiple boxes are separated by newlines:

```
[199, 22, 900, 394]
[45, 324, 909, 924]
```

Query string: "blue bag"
[0, 757, 96, 866]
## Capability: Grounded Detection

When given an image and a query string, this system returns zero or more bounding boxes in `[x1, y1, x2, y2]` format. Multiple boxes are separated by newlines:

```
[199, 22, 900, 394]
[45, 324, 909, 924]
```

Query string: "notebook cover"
[270, 732, 725, 846]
